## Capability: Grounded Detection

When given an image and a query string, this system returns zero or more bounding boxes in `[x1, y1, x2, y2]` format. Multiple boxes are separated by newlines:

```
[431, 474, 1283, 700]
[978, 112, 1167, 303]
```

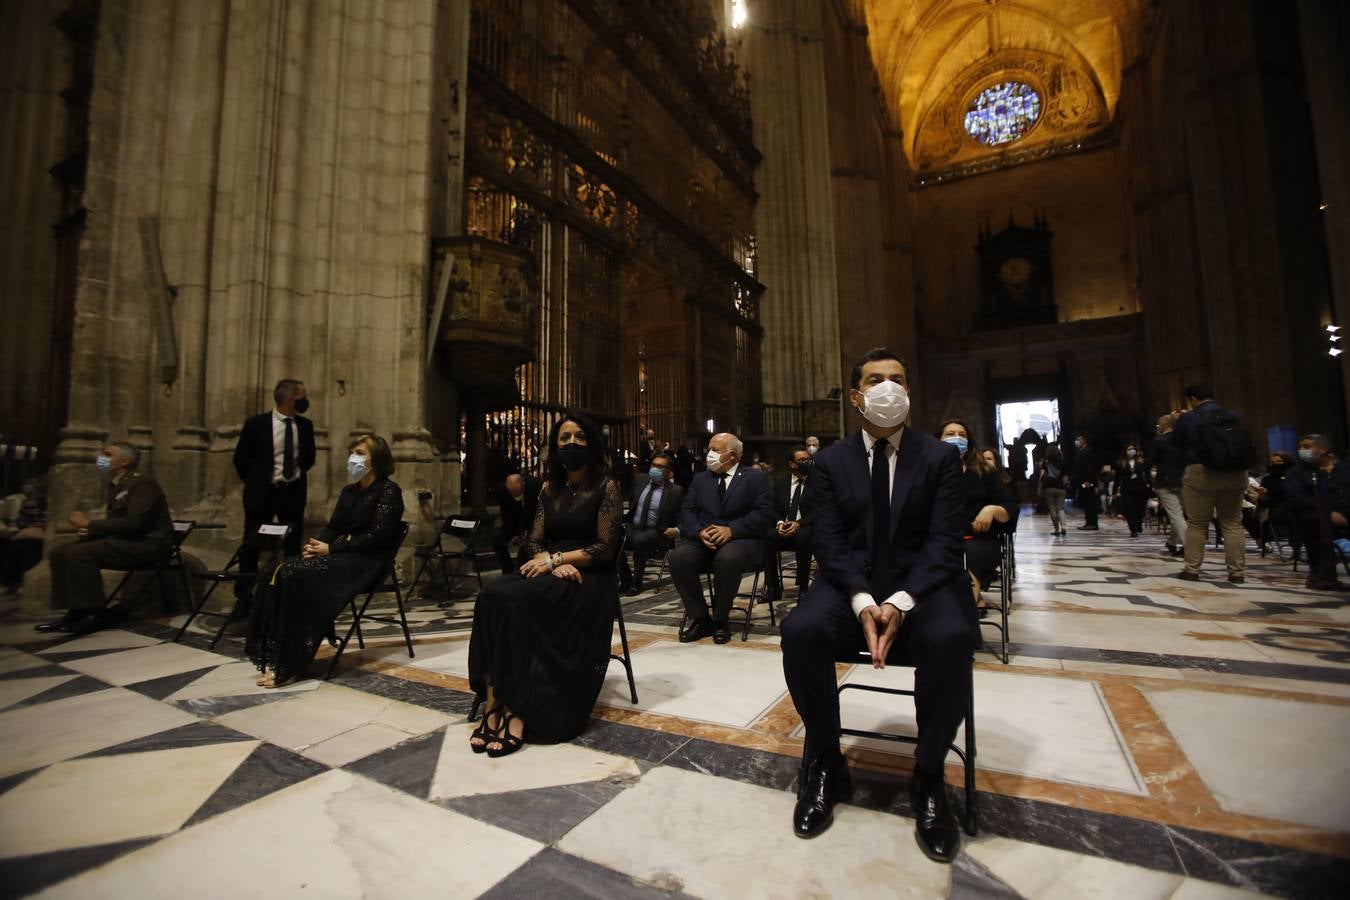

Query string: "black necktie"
[787, 480, 802, 521]
[282, 417, 296, 481]
[871, 438, 896, 597]
[717, 473, 728, 502]
[637, 484, 655, 526]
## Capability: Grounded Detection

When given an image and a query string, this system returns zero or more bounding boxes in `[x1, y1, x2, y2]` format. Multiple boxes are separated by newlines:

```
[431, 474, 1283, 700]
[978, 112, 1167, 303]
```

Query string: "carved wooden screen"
[464, 0, 763, 460]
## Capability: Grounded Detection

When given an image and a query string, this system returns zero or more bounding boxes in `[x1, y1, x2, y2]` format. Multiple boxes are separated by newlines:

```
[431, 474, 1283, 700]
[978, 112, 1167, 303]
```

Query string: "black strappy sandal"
[469, 706, 503, 754]
[485, 711, 524, 758]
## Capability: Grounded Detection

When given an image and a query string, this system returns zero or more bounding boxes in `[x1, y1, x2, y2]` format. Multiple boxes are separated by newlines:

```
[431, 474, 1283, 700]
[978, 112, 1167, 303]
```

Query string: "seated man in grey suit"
[669, 432, 773, 644]
[618, 450, 684, 595]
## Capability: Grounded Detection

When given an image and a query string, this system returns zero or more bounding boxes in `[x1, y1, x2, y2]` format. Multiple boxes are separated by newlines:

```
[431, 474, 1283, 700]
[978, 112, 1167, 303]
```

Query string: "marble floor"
[2, 508, 1348, 898]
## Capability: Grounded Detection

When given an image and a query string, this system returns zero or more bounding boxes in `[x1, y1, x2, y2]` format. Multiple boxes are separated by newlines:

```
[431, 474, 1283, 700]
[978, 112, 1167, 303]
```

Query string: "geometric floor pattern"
[1, 506, 1348, 898]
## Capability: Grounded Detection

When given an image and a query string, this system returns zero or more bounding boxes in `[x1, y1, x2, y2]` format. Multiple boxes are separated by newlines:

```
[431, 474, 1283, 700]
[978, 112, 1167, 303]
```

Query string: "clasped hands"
[302, 538, 330, 558]
[859, 603, 903, 670]
[68, 510, 91, 538]
[520, 554, 581, 582]
[775, 520, 800, 538]
[699, 524, 733, 550]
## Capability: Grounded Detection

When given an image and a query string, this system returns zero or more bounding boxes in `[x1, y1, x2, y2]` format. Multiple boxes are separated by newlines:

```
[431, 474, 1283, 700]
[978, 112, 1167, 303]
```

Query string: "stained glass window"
[964, 82, 1041, 146]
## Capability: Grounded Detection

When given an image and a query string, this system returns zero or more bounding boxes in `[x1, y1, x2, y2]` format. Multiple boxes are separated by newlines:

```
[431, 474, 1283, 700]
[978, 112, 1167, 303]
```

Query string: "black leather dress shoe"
[712, 619, 732, 644]
[35, 610, 83, 633]
[793, 758, 852, 838]
[910, 771, 961, 863]
[679, 617, 716, 643]
[63, 611, 109, 636]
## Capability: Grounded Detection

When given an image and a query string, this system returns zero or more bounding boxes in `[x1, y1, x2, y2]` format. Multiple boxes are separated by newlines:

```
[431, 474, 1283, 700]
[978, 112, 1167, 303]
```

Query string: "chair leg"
[964, 672, 978, 836]
[613, 595, 638, 704]
[326, 592, 375, 680]
[469, 694, 483, 722]
[391, 574, 415, 658]
[175, 581, 211, 643]
[740, 569, 761, 642]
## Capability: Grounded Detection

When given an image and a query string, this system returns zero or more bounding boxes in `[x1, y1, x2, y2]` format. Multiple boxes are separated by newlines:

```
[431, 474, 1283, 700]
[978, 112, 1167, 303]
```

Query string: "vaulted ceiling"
[860, 0, 1151, 176]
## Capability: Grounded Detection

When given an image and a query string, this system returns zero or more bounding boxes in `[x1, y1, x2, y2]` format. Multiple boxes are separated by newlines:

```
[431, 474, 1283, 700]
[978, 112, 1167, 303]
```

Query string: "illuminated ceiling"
[861, 0, 1150, 179]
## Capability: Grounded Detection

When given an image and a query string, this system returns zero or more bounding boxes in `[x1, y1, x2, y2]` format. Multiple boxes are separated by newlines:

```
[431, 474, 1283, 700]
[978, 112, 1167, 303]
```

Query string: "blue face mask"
[648, 467, 664, 483]
[347, 453, 371, 480]
[95, 455, 113, 473]
[1298, 448, 1316, 462]
[943, 436, 969, 455]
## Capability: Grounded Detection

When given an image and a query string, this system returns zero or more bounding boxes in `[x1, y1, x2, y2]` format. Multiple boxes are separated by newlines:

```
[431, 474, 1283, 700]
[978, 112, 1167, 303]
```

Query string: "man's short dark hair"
[849, 347, 909, 390]
[651, 451, 673, 468]
[1301, 433, 1332, 451]
[274, 379, 304, 406]
[788, 444, 809, 459]
[110, 441, 140, 469]
[1183, 383, 1213, 402]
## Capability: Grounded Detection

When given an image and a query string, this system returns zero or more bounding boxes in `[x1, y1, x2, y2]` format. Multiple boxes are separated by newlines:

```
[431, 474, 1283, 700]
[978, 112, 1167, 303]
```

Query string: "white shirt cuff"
[849, 592, 875, 620]
[882, 590, 916, 612]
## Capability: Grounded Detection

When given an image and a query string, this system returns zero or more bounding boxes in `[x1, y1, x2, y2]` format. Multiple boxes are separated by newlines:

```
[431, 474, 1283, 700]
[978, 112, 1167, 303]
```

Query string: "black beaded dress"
[245, 477, 404, 681]
[468, 476, 622, 743]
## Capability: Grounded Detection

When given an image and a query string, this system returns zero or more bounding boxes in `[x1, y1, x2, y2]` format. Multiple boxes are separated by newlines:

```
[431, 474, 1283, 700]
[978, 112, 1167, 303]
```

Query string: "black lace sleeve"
[579, 478, 622, 565]
[523, 482, 550, 557]
[331, 480, 404, 554]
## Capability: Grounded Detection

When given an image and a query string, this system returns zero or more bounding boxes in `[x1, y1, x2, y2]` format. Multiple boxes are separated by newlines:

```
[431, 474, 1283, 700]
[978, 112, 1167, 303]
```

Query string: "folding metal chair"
[677, 562, 767, 642]
[176, 523, 290, 648]
[838, 650, 979, 836]
[611, 525, 639, 703]
[325, 522, 414, 679]
[410, 515, 492, 602]
[978, 532, 1014, 665]
[106, 520, 195, 614]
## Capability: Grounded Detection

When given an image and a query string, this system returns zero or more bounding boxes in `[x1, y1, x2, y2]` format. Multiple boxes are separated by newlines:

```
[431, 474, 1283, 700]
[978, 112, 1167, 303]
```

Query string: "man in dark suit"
[673, 440, 695, 489]
[493, 472, 541, 574]
[618, 451, 684, 594]
[780, 348, 976, 863]
[1071, 434, 1099, 530]
[763, 444, 815, 601]
[40, 441, 175, 635]
[669, 432, 773, 644]
[231, 378, 315, 614]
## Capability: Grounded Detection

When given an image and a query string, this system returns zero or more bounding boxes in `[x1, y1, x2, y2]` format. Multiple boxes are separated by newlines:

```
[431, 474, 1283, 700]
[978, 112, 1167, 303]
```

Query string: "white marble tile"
[0, 688, 197, 778]
[1169, 880, 1274, 899]
[594, 640, 788, 728]
[0, 674, 76, 711]
[1060, 659, 1185, 680]
[0, 648, 49, 675]
[430, 721, 640, 800]
[968, 836, 1184, 899]
[384, 637, 470, 677]
[0, 740, 259, 858]
[59, 642, 233, 686]
[36, 629, 163, 655]
[1145, 688, 1350, 831]
[1177, 669, 1350, 699]
[162, 660, 321, 702]
[213, 683, 451, 763]
[1009, 610, 1278, 662]
[34, 769, 543, 900]
[558, 765, 950, 899]
[821, 666, 1147, 795]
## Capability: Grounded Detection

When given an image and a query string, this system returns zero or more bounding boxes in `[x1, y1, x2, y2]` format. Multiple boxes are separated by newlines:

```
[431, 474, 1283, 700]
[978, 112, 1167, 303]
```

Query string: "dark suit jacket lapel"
[844, 432, 876, 548]
[719, 467, 746, 513]
[889, 428, 919, 536]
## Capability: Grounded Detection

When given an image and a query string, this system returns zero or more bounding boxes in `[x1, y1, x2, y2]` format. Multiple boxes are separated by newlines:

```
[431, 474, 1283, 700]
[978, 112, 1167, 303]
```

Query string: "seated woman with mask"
[467, 412, 623, 757]
[246, 434, 404, 687]
[936, 419, 1016, 615]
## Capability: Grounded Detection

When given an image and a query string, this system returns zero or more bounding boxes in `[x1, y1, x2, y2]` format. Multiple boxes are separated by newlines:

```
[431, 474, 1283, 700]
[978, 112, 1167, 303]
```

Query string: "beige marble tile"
[0, 674, 76, 711]
[0, 688, 198, 778]
[1178, 669, 1350, 700]
[36, 630, 163, 655]
[1060, 660, 1185, 680]
[59, 642, 233, 686]
[430, 721, 641, 800]
[33, 770, 543, 900]
[558, 765, 950, 899]
[163, 660, 321, 702]
[0, 741, 259, 858]
[0, 648, 49, 675]
[968, 836, 1184, 899]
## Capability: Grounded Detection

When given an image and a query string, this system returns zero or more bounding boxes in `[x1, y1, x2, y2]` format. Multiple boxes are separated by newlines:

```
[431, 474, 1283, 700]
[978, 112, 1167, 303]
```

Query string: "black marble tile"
[13, 674, 109, 708]
[0, 662, 72, 682]
[329, 668, 476, 716]
[1166, 824, 1350, 900]
[123, 665, 221, 701]
[1006, 642, 1350, 685]
[345, 727, 446, 800]
[443, 777, 635, 844]
[0, 837, 158, 899]
[39, 646, 145, 664]
[0, 767, 42, 799]
[950, 854, 1025, 900]
[660, 737, 800, 792]
[81, 721, 254, 758]
[477, 847, 696, 900]
[183, 741, 329, 827]
[173, 690, 298, 718]
[572, 718, 690, 764]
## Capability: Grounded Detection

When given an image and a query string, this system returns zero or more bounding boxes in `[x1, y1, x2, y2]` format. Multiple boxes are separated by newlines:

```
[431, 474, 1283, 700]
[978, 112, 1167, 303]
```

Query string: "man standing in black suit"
[231, 379, 315, 616]
[617, 450, 684, 595]
[493, 472, 541, 574]
[763, 444, 815, 601]
[779, 348, 975, 863]
[669, 432, 773, 644]
[1071, 434, 1100, 530]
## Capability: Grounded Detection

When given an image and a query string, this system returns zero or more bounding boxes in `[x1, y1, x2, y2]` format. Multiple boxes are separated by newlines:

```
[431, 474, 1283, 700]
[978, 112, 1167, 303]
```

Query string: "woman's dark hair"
[1117, 441, 1143, 469]
[350, 433, 396, 477]
[1044, 443, 1064, 464]
[545, 411, 609, 488]
[935, 417, 993, 475]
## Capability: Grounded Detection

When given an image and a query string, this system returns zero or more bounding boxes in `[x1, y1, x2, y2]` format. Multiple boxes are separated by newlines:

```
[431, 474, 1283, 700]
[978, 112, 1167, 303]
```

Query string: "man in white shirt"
[763, 445, 816, 601]
[779, 348, 975, 862]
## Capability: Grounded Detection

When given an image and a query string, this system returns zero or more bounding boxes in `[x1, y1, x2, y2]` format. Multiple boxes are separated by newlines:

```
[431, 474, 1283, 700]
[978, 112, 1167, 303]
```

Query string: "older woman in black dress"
[937, 419, 1017, 613]
[468, 412, 622, 757]
[246, 434, 404, 687]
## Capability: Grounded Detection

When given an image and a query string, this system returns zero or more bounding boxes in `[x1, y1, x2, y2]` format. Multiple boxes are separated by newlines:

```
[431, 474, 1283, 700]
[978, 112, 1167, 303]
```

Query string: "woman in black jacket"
[937, 419, 1017, 613]
[1039, 444, 1068, 536]
[1112, 442, 1152, 537]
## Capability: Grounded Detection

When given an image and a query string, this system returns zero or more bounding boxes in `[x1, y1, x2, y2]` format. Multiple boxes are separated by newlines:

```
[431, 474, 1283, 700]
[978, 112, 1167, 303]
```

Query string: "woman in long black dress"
[1112, 442, 1151, 537]
[246, 434, 404, 687]
[468, 413, 622, 757]
[937, 419, 1016, 613]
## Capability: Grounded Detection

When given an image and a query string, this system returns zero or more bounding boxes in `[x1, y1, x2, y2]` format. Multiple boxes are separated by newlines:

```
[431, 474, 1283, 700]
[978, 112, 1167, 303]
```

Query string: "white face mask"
[857, 381, 910, 429]
[347, 453, 371, 480]
[806, 444, 818, 456]
[705, 450, 724, 472]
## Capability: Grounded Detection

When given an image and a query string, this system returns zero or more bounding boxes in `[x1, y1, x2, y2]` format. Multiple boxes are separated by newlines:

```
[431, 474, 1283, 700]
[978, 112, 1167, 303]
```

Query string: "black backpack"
[1195, 408, 1257, 472]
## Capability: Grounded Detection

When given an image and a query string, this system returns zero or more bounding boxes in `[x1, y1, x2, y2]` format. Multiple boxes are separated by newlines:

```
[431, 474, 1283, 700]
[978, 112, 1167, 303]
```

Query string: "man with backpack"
[1171, 384, 1257, 583]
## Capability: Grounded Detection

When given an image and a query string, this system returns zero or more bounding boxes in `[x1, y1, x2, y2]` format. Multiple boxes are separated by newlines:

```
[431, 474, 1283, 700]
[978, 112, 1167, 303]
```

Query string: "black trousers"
[48, 537, 170, 611]
[237, 481, 306, 601]
[492, 525, 529, 575]
[1079, 487, 1100, 527]
[763, 525, 813, 596]
[669, 540, 757, 623]
[1120, 492, 1148, 535]
[780, 580, 975, 775]
[617, 525, 672, 587]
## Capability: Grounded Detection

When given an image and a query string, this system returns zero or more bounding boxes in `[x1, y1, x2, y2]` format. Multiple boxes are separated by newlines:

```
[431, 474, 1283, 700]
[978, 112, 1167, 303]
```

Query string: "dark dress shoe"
[793, 757, 852, 838]
[1176, 571, 1200, 582]
[910, 771, 960, 863]
[64, 610, 109, 636]
[35, 610, 83, 633]
[1228, 576, 1245, 585]
[679, 617, 716, 643]
[623, 584, 641, 597]
[712, 619, 732, 644]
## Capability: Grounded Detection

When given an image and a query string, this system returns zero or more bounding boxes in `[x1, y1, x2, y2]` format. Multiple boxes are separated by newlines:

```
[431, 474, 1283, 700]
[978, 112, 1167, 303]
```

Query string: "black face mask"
[293, 397, 310, 414]
[557, 443, 590, 472]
